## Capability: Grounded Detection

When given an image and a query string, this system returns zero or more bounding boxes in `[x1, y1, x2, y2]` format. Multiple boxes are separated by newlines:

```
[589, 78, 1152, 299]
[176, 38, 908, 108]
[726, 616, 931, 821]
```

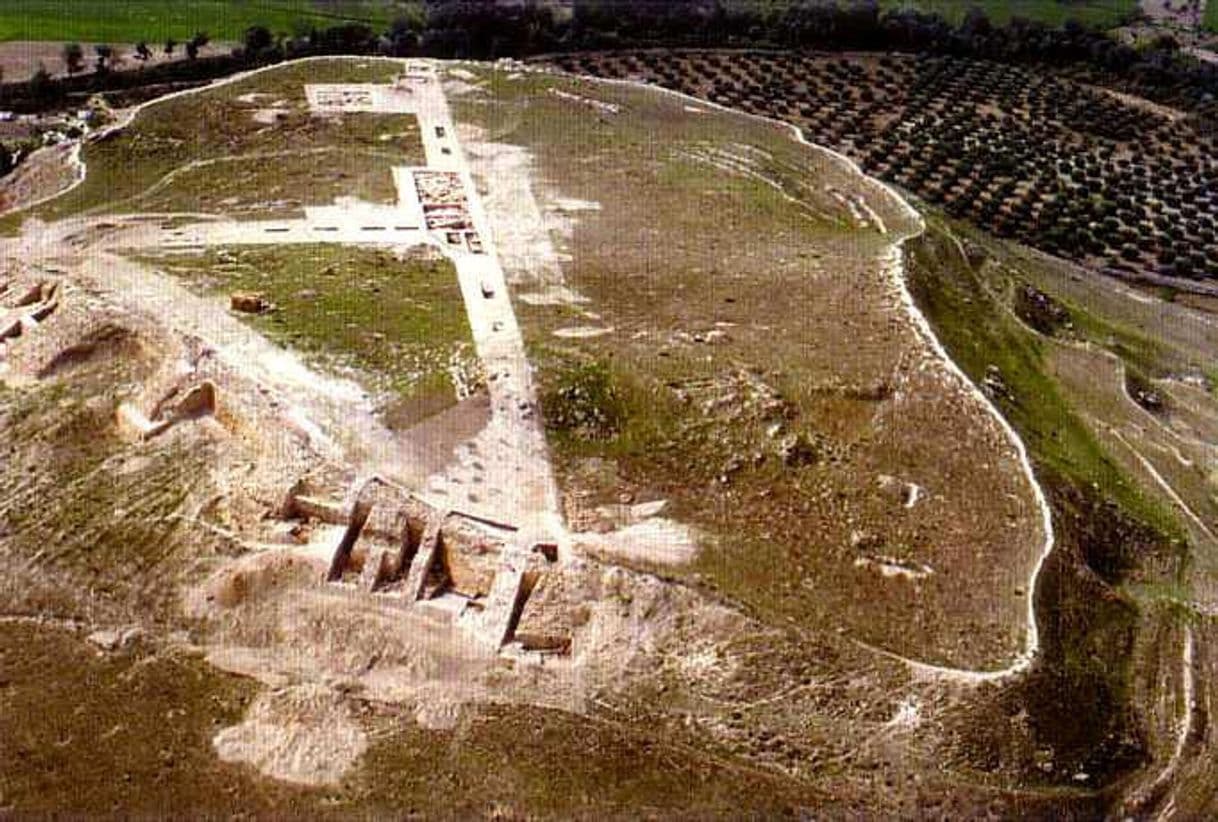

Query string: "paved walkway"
[146, 61, 562, 543]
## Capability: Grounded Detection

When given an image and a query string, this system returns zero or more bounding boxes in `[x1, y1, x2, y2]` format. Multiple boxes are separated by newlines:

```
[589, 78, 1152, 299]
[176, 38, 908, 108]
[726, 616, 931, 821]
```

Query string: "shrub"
[542, 361, 624, 440]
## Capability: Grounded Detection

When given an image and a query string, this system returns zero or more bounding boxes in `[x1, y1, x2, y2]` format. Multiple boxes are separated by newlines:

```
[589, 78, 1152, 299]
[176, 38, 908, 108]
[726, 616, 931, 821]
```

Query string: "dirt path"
[11, 223, 424, 476]
[295, 62, 563, 542]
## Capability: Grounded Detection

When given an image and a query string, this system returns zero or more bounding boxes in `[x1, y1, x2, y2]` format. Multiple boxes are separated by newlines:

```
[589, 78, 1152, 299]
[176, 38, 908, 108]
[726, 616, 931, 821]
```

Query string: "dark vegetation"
[2, 0, 1215, 114]
[903, 222, 1186, 795]
[556, 49, 1218, 285]
[0, 23, 386, 113]
[541, 360, 625, 441]
[1014, 283, 1072, 336]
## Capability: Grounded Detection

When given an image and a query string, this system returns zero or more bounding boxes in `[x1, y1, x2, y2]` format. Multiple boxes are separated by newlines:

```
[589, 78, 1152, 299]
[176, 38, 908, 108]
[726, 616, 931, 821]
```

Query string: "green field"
[879, 0, 1138, 27]
[0, 1, 420, 43]
[1206, 0, 1218, 32]
[0, 0, 1140, 44]
[142, 244, 477, 425]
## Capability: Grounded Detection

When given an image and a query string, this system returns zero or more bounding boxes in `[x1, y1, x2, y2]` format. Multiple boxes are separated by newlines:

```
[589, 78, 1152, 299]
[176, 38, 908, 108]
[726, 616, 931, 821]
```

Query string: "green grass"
[117, 125, 413, 218]
[1206, 0, 1218, 32]
[1065, 300, 1171, 377]
[879, 0, 1138, 27]
[906, 219, 1180, 540]
[140, 244, 477, 425]
[31, 57, 418, 222]
[0, 1, 421, 43]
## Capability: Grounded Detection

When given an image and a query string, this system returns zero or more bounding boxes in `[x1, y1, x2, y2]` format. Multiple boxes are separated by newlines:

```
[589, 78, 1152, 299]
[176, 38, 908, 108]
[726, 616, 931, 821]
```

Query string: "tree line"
[0, 0, 1214, 115]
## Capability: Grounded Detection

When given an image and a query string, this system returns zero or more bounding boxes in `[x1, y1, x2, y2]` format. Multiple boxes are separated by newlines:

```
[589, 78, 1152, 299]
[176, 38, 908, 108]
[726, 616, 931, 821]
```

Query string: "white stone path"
[155, 62, 562, 553]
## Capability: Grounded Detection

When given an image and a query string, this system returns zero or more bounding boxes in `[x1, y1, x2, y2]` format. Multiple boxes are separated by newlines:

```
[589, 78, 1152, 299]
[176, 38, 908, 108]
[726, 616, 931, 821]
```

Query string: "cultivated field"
[880, 0, 1139, 27]
[0, 1, 416, 43]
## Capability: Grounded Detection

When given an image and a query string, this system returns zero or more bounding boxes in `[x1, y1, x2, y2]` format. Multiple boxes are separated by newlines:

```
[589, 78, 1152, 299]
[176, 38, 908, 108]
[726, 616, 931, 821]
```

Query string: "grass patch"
[138, 244, 476, 424]
[123, 142, 404, 218]
[0, 1, 419, 43]
[906, 219, 1179, 539]
[540, 359, 626, 441]
[1065, 299, 1172, 377]
[29, 58, 418, 221]
[0, 623, 319, 814]
[878, 0, 1137, 27]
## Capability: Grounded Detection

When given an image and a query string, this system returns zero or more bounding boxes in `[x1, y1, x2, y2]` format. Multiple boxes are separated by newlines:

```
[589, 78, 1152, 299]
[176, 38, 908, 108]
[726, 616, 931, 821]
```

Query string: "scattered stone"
[415, 700, 462, 730]
[440, 522, 503, 598]
[87, 629, 122, 651]
[1014, 284, 1071, 336]
[230, 291, 273, 314]
[778, 432, 818, 467]
[631, 499, 667, 518]
[982, 364, 1014, 401]
[876, 474, 922, 508]
[849, 529, 883, 551]
[514, 572, 574, 654]
[213, 684, 367, 786]
[120, 627, 146, 647]
[87, 627, 143, 651]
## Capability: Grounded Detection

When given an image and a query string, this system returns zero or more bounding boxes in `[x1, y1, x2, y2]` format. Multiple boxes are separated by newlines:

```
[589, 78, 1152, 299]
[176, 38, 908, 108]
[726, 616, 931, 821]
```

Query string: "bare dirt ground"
[4, 60, 794, 805]
[0, 141, 78, 213]
[0, 40, 230, 83]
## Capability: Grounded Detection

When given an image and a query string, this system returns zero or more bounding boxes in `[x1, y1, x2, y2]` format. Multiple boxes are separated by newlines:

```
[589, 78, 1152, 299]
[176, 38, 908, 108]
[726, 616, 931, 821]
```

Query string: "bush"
[542, 361, 624, 440]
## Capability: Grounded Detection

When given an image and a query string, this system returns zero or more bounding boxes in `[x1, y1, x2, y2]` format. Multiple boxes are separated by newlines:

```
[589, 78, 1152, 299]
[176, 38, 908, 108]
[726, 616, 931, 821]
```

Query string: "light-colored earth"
[213, 684, 368, 786]
[0, 40, 230, 84]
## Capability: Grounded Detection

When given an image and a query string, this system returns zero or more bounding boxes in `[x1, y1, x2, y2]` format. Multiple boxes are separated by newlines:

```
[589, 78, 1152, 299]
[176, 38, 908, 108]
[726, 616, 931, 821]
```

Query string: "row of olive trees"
[59, 32, 211, 76]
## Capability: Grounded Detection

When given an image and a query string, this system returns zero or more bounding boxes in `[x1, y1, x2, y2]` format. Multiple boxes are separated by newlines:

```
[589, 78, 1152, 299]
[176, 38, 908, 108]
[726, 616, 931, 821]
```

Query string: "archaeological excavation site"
[3, 3, 1218, 815]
